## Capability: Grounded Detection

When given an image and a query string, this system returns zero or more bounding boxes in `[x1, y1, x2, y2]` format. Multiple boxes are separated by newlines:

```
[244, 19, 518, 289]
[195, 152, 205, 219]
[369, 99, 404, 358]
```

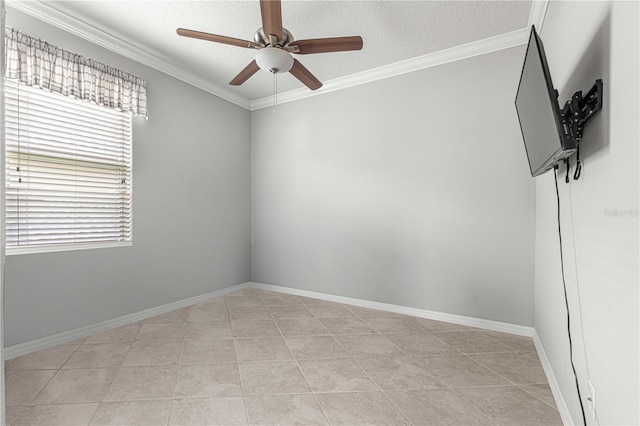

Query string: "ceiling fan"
[176, 0, 363, 91]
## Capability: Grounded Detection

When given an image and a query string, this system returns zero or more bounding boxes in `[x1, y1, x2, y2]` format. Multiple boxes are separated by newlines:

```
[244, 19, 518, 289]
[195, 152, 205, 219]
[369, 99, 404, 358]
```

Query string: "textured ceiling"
[29, 1, 532, 101]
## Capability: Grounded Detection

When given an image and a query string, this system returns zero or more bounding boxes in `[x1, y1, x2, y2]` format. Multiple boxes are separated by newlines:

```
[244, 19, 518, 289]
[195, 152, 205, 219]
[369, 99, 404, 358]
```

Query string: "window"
[5, 79, 133, 253]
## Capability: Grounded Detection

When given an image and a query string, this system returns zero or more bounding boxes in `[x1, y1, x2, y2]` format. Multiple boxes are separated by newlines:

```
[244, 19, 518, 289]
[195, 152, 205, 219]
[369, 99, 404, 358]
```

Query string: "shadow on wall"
[561, 11, 611, 163]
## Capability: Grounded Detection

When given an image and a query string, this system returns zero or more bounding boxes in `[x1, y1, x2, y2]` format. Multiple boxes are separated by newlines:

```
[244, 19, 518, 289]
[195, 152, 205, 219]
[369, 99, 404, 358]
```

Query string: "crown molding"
[5, 0, 251, 110]
[251, 27, 529, 110]
[7, 0, 547, 112]
[528, 0, 550, 31]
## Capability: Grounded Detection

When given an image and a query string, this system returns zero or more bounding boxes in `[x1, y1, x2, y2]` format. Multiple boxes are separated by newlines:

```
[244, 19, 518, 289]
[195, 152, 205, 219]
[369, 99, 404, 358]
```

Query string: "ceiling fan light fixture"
[255, 46, 293, 74]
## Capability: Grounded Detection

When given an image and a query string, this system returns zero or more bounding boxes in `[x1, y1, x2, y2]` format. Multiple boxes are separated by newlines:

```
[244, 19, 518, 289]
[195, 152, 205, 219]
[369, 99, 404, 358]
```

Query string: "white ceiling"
[10, 1, 536, 106]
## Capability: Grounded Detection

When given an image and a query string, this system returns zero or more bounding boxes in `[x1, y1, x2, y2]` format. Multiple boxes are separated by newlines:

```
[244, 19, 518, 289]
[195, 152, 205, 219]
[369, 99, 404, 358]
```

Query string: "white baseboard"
[533, 331, 574, 425]
[250, 282, 534, 337]
[4, 282, 251, 360]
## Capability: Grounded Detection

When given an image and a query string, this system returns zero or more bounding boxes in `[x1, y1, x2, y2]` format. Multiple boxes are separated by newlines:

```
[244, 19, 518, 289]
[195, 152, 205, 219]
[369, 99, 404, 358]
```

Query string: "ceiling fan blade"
[176, 28, 255, 49]
[289, 59, 322, 91]
[290, 36, 363, 54]
[260, 0, 283, 41]
[229, 60, 261, 86]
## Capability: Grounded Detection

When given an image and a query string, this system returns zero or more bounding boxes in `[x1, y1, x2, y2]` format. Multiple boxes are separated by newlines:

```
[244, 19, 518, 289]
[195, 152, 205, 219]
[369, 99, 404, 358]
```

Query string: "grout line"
[22, 343, 85, 407]
[312, 312, 422, 425]
[228, 295, 251, 426]
[458, 351, 558, 412]
[330, 336, 415, 425]
[268, 295, 333, 426]
[515, 383, 562, 411]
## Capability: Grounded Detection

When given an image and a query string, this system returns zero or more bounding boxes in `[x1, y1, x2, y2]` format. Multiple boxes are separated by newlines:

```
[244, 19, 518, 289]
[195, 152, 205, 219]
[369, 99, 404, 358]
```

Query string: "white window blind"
[5, 79, 132, 252]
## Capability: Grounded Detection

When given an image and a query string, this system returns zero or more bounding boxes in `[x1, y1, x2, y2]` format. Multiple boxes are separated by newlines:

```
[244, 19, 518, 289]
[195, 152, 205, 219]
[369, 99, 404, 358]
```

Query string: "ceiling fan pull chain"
[273, 73, 278, 113]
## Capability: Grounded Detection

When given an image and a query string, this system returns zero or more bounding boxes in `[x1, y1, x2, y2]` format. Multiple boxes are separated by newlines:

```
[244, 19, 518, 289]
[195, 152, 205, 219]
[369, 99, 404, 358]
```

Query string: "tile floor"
[5, 288, 562, 425]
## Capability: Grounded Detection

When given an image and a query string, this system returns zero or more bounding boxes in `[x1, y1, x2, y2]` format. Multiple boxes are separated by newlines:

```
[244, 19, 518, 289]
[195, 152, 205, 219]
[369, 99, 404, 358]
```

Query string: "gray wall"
[535, 1, 638, 424]
[4, 9, 252, 346]
[251, 46, 536, 326]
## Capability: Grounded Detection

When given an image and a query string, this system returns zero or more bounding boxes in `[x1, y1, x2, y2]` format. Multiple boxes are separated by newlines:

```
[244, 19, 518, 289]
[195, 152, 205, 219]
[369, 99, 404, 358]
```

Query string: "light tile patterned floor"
[5, 288, 562, 425]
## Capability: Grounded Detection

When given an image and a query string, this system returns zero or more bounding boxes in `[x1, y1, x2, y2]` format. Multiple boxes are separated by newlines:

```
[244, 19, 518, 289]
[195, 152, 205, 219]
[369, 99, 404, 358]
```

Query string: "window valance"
[5, 28, 147, 117]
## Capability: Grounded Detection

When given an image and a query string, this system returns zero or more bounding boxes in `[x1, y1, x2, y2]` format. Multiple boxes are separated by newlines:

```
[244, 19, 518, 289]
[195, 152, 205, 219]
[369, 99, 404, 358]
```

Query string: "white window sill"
[6, 241, 132, 256]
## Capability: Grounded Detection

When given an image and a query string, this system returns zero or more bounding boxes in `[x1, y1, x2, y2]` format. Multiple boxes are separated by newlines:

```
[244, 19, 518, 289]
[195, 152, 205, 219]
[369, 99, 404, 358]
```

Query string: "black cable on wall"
[554, 167, 587, 426]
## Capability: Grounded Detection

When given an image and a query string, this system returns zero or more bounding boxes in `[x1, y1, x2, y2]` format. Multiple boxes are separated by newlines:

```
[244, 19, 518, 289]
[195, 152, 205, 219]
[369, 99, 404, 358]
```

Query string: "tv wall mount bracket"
[554, 79, 603, 181]
[558, 78, 603, 144]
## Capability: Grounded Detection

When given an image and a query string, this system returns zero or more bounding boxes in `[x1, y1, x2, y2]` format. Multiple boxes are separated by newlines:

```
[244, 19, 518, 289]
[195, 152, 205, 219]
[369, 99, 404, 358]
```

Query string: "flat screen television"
[515, 26, 577, 177]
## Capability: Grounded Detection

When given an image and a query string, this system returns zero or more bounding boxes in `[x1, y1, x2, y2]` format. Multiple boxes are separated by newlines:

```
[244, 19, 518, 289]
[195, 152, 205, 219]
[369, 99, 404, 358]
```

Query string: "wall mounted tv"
[515, 26, 602, 177]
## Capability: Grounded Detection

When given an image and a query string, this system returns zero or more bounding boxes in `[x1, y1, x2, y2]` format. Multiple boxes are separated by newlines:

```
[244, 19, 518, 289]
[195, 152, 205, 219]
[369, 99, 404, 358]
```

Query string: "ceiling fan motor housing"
[254, 27, 294, 47]
[255, 46, 294, 73]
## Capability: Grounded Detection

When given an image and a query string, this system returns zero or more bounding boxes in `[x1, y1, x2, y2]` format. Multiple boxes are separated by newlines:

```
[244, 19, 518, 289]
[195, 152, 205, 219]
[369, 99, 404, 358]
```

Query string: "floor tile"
[185, 321, 233, 339]
[296, 295, 330, 304]
[3, 290, 561, 425]
[387, 389, 493, 425]
[235, 337, 293, 362]
[5, 345, 79, 371]
[245, 394, 327, 425]
[5, 370, 56, 406]
[6, 406, 24, 425]
[229, 306, 273, 320]
[275, 318, 329, 336]
[122, 338, 183, 366]
[227, 295, 265, 308]
[334, 334, 404, 358]
[32, 368, 117, 404]
[174, 363, 243, 398]
[231, 319, 280, 337]
[63, 337, 89, 345]
[520, 384, 558, 408]
[90, 400, 172, 425]
[144, 307, 190, 324]
[261, 293, 303, 306]
[84, 324, 141, 344]
[298, 358, 378, 392]
[357, 355, 443, 390]
[478, 330, 537, 353]
[415, 354, 510, 387]
[316, 391, 410, 425]
[285, 335, 351, 360]
[469, 352, 548, 385]
[135, 323, 187, 340]
[299, 299, 346, 307]
[15, 403, 99, 426]
[63, 343, 131, 369]
[414, 317, 471, 332]
[169, 397, 247, 426]
[433, 331, 516, 354]
[455, 385, 563, 425]
[306, 303, 355, 318]
[267, 305, 314, 319]
[187, 301, 229, 322]
[104, 365, 178, 401]
[181, 338, 237, 364]
[347, 306, 401, 318]
[239, 361, 310, 395]
[319, 317, 377, 334]
[385, 332, 457, 356]
[363, 316, 425, 334]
